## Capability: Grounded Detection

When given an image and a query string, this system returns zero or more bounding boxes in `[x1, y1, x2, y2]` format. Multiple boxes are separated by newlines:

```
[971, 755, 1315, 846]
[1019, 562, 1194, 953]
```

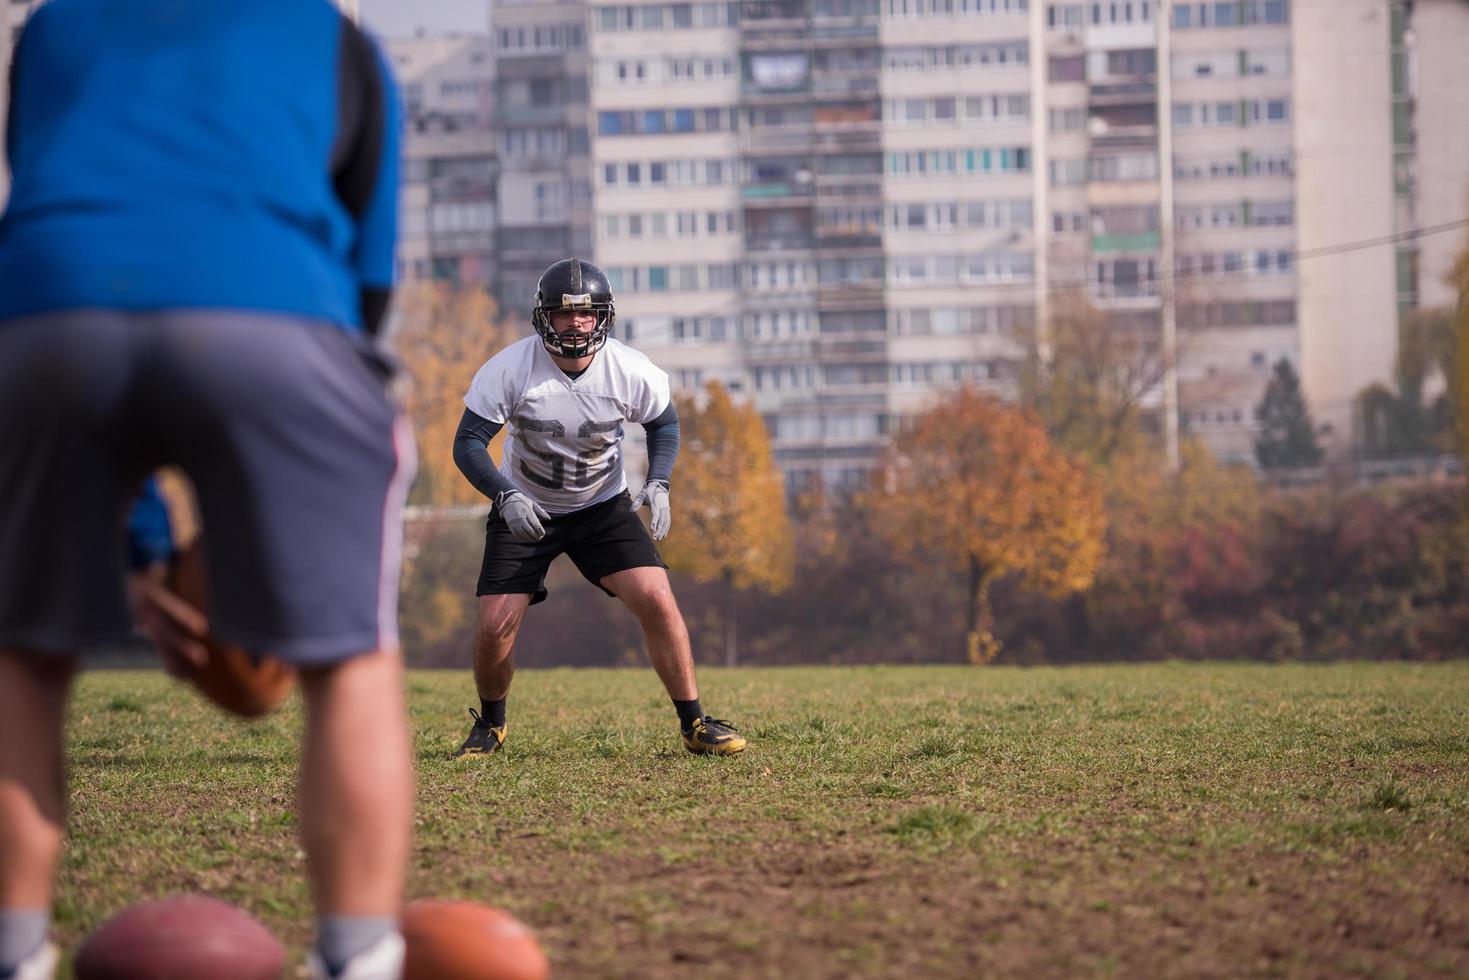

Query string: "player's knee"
[628, 583, 677, 622]
[477, 609, 523, 646]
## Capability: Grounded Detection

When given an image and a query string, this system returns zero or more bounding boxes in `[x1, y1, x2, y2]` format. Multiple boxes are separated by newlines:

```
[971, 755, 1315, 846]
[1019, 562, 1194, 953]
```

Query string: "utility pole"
[1157, 0, 1180, 472]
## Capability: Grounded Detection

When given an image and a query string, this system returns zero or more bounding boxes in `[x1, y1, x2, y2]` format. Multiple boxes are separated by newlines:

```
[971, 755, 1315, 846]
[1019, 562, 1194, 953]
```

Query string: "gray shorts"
[0, 309, 417, 665]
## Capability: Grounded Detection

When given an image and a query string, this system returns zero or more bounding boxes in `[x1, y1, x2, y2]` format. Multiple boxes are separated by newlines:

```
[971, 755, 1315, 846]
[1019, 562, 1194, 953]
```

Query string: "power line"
[541, 215, 1469, 311]
[390, 215, 1469, 397]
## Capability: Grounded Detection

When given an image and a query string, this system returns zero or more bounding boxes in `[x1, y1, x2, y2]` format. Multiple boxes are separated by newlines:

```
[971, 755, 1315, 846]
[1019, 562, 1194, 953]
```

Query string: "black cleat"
[453, 708, 506, 758]
[682, 716, 746, 756]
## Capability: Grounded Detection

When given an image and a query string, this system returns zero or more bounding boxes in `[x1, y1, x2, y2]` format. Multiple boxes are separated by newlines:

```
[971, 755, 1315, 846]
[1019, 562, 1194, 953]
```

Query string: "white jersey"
[463, 336, 671, 515]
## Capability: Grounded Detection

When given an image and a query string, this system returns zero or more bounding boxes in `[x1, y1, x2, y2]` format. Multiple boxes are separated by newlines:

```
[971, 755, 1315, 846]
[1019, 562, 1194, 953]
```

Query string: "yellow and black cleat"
[682, 716, 746, 756]
[452, 708, 506, 758]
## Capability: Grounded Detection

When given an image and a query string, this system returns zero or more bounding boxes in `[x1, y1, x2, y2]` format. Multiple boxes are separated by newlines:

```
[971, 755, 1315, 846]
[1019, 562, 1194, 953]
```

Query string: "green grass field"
[57, 662, 1469, 978]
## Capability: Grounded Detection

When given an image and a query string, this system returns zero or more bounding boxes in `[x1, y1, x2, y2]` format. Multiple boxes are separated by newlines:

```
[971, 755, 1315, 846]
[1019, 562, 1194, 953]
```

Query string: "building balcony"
[497, 104, 565, 126]
[812, 22, 879, 44]
[746, 231, 816, 252]
[813, 178, 883, 200]
[1088, 79, 1157, 103]
[815, 337, 888, 357]
[428, 231, 496, 253]
[741, 83, 813, 103]
[1089, 128, 1157, 151]
[814, 230, 882, 249]
[497, 155, 570, 175]
[811, 127, 882, 153]
[740, 22, 878, 49]
[810, 74, 880, 98]
[1090, 284, 1160, 307]
[742, 339, 818, 362]
[742, 181, 816, 205]
[741, 127, 818, 153]
[429, 178, 497, 202]
[1092, 231, 1160, 253]
[817, 282, 884, 308]
[738, 1, 807, 26]
[739, 24, 809, 48]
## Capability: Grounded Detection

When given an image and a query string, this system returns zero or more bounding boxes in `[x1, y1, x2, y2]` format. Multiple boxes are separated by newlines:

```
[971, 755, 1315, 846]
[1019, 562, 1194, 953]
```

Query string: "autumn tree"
[866, 387, 1106, 664]
[658, 381, 793, 666]
[1356, 306, 1458, 456]
[1019, 291, 1169, 467]
[389, 281, 513, 506]
[1084, 438, 1262, 656]
[1254, 359, 1323, 469]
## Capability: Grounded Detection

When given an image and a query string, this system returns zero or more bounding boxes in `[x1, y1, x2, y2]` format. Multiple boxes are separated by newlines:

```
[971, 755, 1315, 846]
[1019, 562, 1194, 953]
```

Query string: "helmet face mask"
[532, 258, 616, 359]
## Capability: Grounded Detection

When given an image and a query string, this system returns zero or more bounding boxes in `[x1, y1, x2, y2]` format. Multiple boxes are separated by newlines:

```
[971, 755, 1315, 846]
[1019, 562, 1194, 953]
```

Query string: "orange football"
[403, 900, 549, 980]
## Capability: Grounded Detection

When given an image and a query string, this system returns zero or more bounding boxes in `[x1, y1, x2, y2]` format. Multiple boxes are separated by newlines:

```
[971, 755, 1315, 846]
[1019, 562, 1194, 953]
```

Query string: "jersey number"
[514, 417, 621, 490]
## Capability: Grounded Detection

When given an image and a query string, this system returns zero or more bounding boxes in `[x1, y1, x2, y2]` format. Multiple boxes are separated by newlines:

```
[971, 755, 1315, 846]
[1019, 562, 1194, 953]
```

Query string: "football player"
[451, 257, 747, 758]
[0, 2, 415, 978]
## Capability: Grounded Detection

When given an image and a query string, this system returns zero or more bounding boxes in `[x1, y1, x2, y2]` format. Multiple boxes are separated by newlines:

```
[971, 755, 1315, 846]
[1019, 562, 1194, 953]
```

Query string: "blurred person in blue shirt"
[0, 2, 417, 977]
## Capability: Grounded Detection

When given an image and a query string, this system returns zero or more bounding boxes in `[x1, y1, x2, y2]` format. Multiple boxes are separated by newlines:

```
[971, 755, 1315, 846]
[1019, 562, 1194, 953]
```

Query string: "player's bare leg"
[602, 566, 696, 699]
[454, 594, 530, 757]
[472, 594, 531, 701]
[297, 649, 412, 916]
[602, 567, 746, 755]
[0, 651, 74, 978]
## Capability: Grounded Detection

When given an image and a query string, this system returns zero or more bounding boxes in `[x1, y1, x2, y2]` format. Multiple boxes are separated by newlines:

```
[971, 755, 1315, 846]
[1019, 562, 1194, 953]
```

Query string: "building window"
[1048, 54, 1085, 83]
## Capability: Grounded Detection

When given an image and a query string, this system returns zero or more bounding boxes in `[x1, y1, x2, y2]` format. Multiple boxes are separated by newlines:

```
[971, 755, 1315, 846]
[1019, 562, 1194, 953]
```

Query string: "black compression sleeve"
[5, 16, 29, 168]
[360, 287, 390, 336]
[453, 408, 516, 501]
[335, 17, 394, 335]
[642, 402, 680, 486]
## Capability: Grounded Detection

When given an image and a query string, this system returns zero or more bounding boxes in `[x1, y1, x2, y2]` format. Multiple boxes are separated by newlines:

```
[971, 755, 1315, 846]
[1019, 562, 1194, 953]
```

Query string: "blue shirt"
[0, 0, 400, 331]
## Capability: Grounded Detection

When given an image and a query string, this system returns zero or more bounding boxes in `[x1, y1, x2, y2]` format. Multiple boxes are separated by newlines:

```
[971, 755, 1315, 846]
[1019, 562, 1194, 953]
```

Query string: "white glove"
[631, 480, 671, 540]
[497, 490, 551, 542]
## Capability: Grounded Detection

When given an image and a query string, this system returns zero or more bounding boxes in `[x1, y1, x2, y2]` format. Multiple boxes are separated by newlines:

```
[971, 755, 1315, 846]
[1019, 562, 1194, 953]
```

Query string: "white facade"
[580, 0, 1469, 478]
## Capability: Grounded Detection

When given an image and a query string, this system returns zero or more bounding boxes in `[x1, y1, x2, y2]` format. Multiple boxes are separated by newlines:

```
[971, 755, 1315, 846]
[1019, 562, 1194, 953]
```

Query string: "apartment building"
[490, 0, 595, 317]
[581, 0, 1469, 479]
[1166, 0, 1296, 461]
[587, 1, 1039, 489]
[388, 35, 500, 290]
[390, 4, 593, 321]
[1294, 0, 1469, 450]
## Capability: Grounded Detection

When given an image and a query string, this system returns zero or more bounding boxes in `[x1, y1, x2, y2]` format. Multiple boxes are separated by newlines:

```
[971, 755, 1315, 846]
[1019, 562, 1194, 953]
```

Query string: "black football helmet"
[532, 257, 616, 358]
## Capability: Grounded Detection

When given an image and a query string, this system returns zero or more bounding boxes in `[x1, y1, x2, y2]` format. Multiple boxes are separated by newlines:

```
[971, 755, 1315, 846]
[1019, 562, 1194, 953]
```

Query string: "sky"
[359, 0, 486, 38]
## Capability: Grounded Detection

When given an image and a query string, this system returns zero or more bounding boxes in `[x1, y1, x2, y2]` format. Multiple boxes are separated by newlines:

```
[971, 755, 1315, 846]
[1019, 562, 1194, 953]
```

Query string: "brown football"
[166, 541, 296, 718]
[74, 894, 285, 980]
[403, 899, 550, 980]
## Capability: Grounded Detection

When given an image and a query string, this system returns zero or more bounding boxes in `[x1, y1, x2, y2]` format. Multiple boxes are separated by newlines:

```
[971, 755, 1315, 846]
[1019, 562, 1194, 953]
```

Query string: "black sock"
[480, 697, 506, 728]
[673, 698, 703, 731]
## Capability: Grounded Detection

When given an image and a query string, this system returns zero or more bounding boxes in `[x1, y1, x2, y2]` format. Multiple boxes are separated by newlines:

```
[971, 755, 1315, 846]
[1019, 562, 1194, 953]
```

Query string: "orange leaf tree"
[658, 381, 793, 666]
[390, 281, 512, 507]
[866, 387, 1106, 663]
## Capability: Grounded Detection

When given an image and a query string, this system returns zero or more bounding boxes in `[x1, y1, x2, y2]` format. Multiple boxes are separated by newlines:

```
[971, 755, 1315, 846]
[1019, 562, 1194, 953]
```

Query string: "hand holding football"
[144, 540, 295, 718]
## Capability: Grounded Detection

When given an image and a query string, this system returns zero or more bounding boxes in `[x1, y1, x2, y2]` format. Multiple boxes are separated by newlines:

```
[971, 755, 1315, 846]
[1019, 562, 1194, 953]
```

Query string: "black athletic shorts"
[476, 491, 667, 605]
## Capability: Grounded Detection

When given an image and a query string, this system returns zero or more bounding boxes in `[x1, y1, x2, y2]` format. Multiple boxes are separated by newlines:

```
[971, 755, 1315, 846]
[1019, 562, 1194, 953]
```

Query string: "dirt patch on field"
[449, 839, 1469, 979]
